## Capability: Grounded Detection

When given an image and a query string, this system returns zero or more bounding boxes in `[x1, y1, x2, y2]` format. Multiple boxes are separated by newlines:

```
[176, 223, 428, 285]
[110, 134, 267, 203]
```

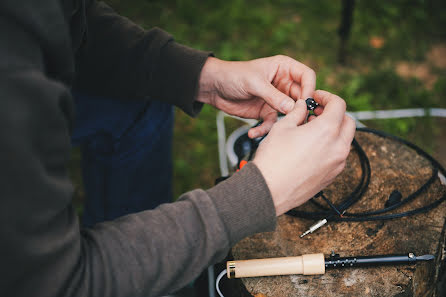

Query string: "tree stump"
[225, 131, 446, 297]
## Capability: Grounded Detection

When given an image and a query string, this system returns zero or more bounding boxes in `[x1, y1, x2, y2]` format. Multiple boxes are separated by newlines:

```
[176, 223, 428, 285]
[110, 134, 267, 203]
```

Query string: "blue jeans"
[71, 94, 174, 227]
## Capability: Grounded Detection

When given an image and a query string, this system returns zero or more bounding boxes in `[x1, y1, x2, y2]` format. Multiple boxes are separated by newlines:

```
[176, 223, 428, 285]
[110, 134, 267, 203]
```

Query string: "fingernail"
[280, 100, 294, 113]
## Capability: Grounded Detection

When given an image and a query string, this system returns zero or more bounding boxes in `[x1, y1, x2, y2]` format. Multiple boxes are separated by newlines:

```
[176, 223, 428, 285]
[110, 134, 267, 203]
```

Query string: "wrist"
[206, 162, 277, 244]
[196, 57, 223, 105]
[253, 159, 287, 216]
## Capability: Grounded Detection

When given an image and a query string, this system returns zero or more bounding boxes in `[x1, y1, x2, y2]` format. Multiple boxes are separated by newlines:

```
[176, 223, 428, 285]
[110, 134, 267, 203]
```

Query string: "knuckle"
[346, 115, 356, 127]
[337, 97, 347, 111]
[343, 116, 356, 139]
[306, 68, 316, 79]
[314, 89, 323, 98]
[274, 54, 287, 61]
[314, 89, 329, 101]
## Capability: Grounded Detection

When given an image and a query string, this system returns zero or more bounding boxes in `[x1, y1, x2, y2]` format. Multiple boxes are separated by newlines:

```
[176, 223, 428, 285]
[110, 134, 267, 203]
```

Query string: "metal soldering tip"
[300, 230, 311, 238]
[417, 254, 435, 261]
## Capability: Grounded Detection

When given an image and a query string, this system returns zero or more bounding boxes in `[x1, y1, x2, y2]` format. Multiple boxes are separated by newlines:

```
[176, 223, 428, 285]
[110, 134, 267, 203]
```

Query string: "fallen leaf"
[427, 43, 446, 69]
[369, 36, 385, 49]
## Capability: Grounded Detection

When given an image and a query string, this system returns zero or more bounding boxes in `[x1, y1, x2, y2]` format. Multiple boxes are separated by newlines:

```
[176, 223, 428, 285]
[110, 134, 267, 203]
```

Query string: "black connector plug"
[305, 98, 319, 111]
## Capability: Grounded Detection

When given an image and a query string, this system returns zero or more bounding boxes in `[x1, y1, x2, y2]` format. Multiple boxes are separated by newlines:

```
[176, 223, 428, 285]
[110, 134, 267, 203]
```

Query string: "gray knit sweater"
[0, 1, 276, 296]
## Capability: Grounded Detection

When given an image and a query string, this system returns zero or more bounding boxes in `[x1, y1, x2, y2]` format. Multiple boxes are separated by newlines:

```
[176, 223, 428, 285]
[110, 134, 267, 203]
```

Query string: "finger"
[282, 99, 307, 126]
[290, 62, 316, 99]
[313, 90, 346, 125]
[256, 82, 296, 114]
[307, 114, 317, 122]
[290, 82, 301, 101]
[339, 114, 356, 145]
[313, 105, 324, 116]
[248, 111, 277, 138]
[300, 69, 316, 99]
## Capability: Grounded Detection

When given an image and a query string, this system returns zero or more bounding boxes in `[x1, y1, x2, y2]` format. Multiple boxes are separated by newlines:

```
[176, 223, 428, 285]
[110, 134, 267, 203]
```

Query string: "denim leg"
[71, 94, 174, 227]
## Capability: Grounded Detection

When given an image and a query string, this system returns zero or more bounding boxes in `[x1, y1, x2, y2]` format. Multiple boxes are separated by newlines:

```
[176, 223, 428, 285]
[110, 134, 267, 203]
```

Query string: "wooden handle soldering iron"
[226, 253, 325, 278]
[226, 252, 434, 279]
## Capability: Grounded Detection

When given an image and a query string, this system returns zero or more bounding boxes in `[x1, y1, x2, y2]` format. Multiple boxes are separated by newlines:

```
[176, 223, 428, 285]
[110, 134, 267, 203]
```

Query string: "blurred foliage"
[72, 0, 445, 199]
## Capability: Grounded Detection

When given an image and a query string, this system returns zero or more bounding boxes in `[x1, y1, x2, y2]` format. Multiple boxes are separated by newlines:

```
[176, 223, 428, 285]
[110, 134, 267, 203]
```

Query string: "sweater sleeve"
[73, 0, 210, 116]
[0, 4, 276, 297]
[82, 163, 277, 297]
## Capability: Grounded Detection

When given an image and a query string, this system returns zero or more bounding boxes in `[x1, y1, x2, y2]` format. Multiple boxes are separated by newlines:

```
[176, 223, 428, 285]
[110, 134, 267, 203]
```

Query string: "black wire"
[287, 127, 446, 222]
[319, 192, 342, 216]
[287, 137, 371, 219]
[224, 123, 446, 223]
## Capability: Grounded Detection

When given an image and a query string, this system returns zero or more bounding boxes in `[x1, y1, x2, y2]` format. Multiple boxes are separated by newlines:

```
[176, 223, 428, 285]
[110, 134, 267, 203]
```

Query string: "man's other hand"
[196, 56, 316, 138]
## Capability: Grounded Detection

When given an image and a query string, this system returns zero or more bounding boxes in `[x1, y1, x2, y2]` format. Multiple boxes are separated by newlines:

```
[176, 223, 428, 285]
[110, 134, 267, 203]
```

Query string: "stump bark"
[224, 131, 446, 297]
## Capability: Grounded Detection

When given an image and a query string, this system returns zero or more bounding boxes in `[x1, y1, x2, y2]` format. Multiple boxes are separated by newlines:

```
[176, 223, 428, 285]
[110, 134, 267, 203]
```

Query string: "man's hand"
[253, 90, 356, 216]
[196, 56, 316, 138]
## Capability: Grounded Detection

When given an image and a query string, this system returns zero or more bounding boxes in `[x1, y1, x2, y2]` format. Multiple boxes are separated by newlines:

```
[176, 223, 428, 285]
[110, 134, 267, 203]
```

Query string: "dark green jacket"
[0, 1, 276, 296]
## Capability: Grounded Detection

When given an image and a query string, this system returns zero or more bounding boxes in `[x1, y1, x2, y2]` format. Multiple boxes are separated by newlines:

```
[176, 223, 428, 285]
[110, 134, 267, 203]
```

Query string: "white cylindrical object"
[227, 253, 325, 278]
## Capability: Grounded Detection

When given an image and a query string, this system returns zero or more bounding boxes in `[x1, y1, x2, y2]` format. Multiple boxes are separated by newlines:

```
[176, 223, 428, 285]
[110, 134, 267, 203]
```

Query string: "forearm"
[74, 0, 211, 116]
[82, 164, 276, 296]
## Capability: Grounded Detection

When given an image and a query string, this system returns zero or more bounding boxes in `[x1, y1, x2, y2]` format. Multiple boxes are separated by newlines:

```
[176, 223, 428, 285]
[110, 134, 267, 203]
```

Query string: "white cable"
[216, 112, 257, 175]
[347, 107, 446, 128]
[345, 112, 366, 128]
[348, 108, 446, 120]
[215, 269, 227, 297]
[431, 108, 446, 117]
[225, 125, 251, 167]
[216, 112, 229, 177]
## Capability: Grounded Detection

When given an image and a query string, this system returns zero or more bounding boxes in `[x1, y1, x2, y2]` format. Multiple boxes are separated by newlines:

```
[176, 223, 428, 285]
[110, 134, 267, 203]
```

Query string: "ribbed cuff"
[206, 162, 277, 246]
[152, 40, 212, 116]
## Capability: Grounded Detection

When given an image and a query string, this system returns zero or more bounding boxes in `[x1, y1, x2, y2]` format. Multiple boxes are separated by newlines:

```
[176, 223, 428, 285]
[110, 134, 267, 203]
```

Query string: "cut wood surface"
[228, 131, 446, 297]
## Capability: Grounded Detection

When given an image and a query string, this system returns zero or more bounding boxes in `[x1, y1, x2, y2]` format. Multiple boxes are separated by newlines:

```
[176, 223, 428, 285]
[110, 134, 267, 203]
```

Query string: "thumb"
[281, 99, 308, 126]
[256, 82, 296, 114]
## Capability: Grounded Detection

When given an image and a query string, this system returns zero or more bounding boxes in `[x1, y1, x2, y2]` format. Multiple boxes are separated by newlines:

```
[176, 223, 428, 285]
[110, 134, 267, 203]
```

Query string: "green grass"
[70, 0, 446, 201]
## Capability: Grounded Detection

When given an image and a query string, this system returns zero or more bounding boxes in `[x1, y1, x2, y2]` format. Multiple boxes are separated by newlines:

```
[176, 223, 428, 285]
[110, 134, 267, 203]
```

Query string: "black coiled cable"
[239, 126, 446, 223]
[290, 127, 446, 222]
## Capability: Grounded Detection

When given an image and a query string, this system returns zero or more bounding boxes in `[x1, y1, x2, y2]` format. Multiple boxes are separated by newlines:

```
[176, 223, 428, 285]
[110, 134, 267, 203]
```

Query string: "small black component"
[385, 190, 403, 208]
[305, 98, 319, 111]
[233, 132, 252, 161]
[329, 251, 340, 259]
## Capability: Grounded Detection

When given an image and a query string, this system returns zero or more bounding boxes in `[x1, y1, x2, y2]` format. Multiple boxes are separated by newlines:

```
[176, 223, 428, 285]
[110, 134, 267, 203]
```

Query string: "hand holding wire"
[253, 91, 356, 216]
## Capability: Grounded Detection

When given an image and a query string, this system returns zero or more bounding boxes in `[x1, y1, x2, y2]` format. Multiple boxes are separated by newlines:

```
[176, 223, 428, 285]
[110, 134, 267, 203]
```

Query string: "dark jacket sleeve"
[73, 0, 210, 116]
[0, 2, 276, 297]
